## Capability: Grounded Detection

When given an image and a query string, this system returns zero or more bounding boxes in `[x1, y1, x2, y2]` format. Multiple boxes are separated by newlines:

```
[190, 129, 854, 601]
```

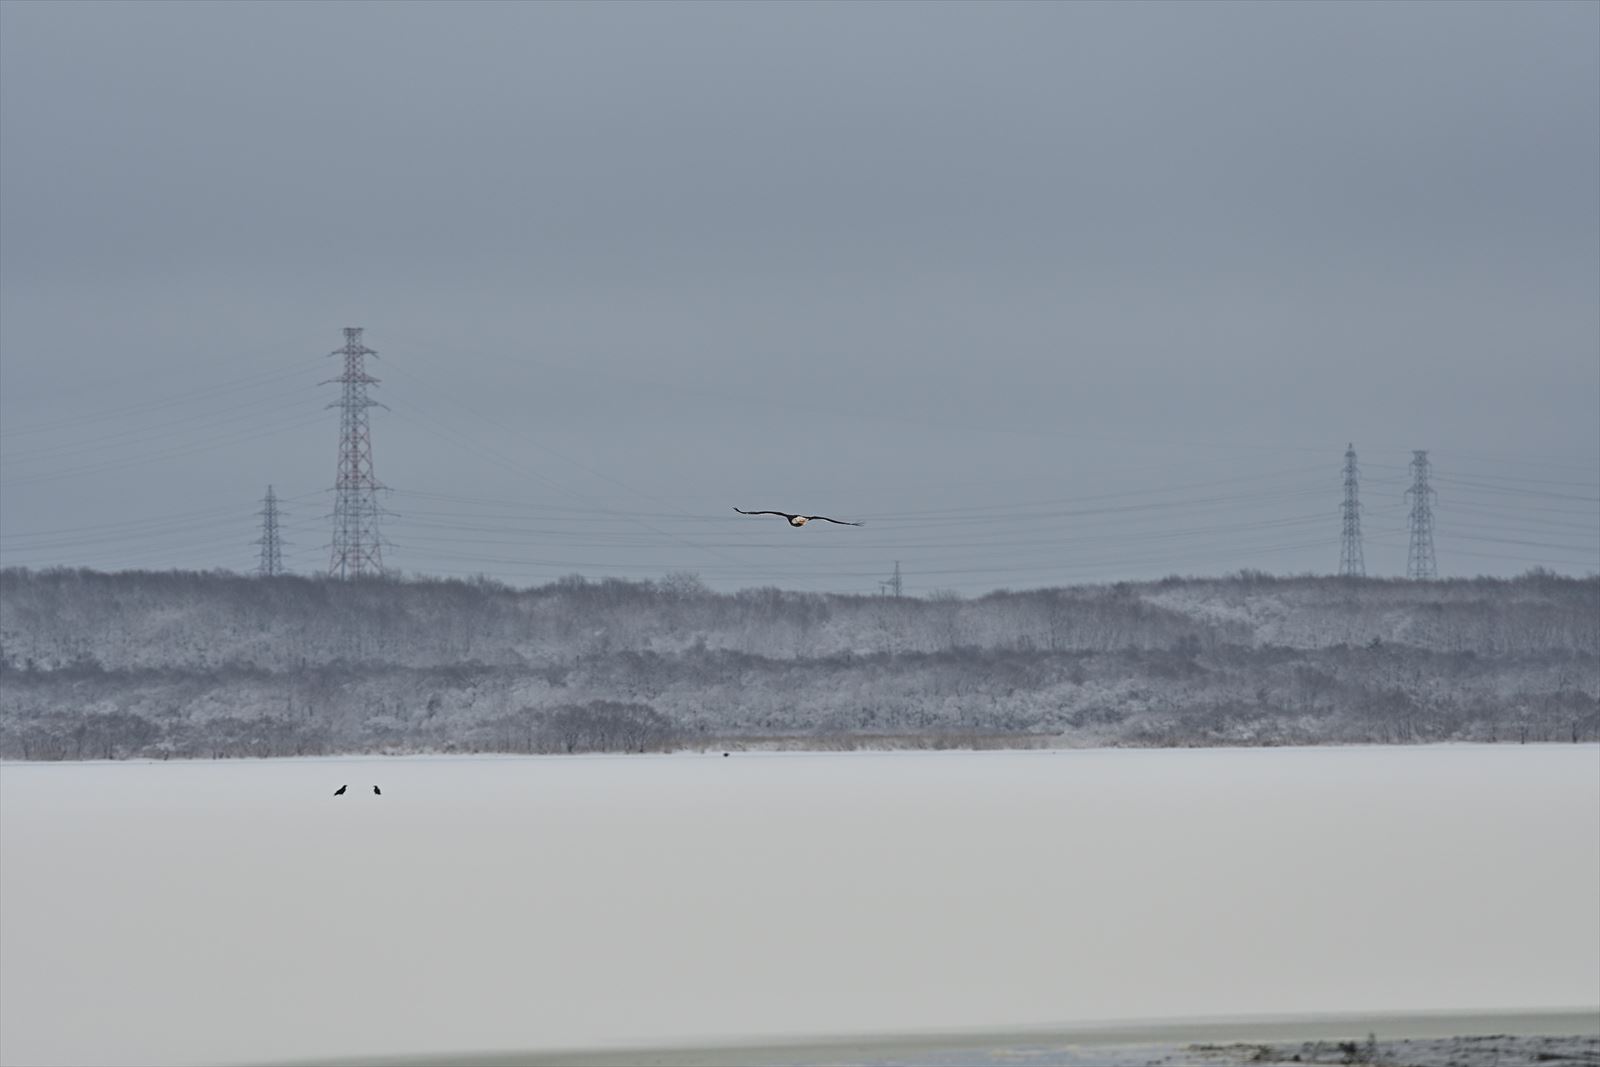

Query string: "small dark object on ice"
[373, 785, 381, 795]
[333, 784, 347, 796]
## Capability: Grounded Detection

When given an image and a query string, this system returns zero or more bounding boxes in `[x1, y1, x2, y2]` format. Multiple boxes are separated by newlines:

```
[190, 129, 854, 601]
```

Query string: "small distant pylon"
[323, 327, 389, 579]
[879, 560, 904, 597]
[1338, 444, 1365, 578]
[256, 485, 286, 577]
[1405, 449, 1438, 580]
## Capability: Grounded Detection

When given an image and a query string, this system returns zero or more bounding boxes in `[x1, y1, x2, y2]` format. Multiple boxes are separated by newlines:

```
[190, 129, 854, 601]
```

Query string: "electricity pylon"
[323, 327, 388, 578]
[879, 561, 904, 597]
[1338, 444, 1365, 578]
[1405, 449, 1438, 580]
[256, 484, 286, 577]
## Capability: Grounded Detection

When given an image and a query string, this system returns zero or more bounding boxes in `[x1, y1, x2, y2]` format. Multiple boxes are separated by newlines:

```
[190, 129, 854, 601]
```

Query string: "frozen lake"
[2, 745, 1597, 1066]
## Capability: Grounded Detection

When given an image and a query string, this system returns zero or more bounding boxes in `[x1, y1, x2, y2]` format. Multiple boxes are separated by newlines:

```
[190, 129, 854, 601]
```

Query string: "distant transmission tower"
[1405, 449, 1438, 580]
[1338, 444, 1365, 578]
[323, 327, 388, 579]
[879, 560, 904, 597]
[256, 485, 286, 577]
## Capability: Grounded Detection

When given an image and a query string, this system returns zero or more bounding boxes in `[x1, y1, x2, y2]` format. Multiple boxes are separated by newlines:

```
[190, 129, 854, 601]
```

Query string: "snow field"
[1, 745, 1596, 1066]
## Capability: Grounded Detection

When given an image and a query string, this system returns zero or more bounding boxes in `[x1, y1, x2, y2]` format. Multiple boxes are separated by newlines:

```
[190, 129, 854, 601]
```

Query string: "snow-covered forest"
[1, 567, 1595, 759]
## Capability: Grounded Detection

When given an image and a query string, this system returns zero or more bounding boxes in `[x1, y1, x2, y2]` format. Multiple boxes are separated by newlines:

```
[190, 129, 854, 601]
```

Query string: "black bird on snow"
[333, 784, 347, 796]
[734, 507, 862, 528]
[373, 785, 382, 796]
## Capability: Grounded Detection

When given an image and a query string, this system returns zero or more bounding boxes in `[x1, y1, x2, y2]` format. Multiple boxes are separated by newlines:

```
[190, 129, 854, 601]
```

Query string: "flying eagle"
[333, 784, 347, 796]
[734, 508, 862, 527]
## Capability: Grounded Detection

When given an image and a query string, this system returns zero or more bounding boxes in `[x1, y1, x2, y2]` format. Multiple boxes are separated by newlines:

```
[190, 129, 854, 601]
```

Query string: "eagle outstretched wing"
[733, 508, 795, 518]
[808, 515, 863, 526]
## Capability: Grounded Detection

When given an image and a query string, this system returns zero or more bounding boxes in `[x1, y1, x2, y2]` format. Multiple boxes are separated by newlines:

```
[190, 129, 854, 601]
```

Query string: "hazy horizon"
[3, 1, 1596, 594]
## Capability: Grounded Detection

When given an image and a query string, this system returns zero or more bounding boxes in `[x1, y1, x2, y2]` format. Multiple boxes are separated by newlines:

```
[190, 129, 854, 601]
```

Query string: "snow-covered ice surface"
[1, 745, 1596, 1067]
[307, 1014, 1600, 1066]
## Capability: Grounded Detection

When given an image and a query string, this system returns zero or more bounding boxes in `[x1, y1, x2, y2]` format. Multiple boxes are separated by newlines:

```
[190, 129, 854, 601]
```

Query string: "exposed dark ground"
[1167, 1034, 1598, 1066]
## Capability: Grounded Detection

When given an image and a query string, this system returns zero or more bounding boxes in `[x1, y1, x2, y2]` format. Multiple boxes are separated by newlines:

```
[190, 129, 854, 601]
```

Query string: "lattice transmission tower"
[256, 484, 286, 577]
[323, 327, 388, 579]
[1338, 444, 1365, 578]
[1405, 449, 1438, 580]
[879, 560, 904, 597]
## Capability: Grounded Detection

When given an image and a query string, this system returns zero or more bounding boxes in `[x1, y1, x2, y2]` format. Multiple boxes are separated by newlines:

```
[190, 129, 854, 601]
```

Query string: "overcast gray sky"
[2, 0, 1596, 593]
